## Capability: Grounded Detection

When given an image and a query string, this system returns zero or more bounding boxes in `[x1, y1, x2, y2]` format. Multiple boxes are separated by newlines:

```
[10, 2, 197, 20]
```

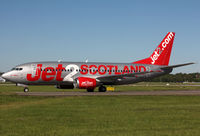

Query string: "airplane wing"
[96, 71, 152, 82]
[97, 62, 194, 83]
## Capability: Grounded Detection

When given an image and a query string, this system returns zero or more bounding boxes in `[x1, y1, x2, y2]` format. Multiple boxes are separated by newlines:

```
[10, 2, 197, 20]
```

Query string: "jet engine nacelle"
[75, 77, 97, 89]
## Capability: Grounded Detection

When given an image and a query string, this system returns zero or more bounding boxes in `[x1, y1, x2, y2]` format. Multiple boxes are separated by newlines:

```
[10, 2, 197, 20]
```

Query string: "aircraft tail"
[133, 32, 175, 66]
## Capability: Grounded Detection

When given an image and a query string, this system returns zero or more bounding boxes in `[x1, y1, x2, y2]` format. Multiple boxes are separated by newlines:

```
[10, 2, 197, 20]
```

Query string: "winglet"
[133, 32, 175, 66]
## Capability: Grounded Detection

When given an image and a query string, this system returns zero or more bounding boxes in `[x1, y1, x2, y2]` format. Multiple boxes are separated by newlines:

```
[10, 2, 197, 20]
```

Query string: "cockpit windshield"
[11, 68, 23, 71]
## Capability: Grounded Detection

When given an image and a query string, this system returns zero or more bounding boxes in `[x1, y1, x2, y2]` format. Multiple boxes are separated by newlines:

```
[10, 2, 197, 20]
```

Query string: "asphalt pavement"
[16, 90, 200, 96]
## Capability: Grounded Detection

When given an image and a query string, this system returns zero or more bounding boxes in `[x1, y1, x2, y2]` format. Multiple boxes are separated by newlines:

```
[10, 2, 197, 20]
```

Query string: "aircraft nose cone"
[0, 73, 7, 82]
[1, 73, 8, 79]
[1, 72, 12, 81]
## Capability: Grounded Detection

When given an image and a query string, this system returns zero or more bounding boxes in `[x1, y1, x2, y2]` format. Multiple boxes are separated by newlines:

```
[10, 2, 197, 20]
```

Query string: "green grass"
[1, 82, 200, 95]
[1, 95, 200, 136]
[1, 84, 200, 136]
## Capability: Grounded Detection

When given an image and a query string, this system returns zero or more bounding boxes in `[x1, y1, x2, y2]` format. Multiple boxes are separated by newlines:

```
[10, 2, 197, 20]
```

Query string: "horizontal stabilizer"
[161, 62, 194, 70]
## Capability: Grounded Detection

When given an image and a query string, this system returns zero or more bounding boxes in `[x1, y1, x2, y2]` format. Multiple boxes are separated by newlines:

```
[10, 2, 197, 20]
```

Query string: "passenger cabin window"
[12, 68, 23, 71]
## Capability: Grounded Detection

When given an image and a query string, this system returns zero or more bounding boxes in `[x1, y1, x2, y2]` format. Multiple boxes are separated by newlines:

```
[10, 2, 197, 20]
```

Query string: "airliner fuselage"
[1, 32, 194, 92]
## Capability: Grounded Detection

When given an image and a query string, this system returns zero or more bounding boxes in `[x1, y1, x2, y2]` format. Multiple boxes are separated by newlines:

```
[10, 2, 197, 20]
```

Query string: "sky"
[0, 0, 200, 73]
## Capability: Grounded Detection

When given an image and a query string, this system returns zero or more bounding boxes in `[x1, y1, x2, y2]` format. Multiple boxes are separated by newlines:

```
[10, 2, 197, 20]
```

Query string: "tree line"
[150, 73, 200, 82]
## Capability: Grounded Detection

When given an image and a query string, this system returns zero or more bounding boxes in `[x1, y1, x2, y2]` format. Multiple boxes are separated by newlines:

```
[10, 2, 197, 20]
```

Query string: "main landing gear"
[98, 86, 107, 92]
[86, 86, 107, 92]
[24, 87, 29, 92]
[87, 88, 94, 92]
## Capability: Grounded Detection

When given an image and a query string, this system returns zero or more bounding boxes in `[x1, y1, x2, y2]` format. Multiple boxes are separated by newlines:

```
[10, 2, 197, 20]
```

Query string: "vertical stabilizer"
[133, 32, 175, 66]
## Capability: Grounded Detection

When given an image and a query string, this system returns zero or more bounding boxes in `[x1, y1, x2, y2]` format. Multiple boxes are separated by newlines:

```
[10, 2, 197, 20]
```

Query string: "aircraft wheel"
[99, 86, 107, 92]
[87, 88, 94, 92]
[24, 87, 29, 92]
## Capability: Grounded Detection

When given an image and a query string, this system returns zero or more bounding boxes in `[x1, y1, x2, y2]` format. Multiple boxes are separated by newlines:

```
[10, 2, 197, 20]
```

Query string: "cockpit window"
[11, 68, 23, 71]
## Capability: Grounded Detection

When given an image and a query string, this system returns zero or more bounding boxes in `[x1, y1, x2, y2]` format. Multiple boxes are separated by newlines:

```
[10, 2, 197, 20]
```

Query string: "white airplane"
[1, 32, 194, 92]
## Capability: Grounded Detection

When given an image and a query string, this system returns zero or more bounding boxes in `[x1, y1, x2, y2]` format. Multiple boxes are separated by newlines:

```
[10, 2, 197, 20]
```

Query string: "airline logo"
[81, 81, 94, 86]
[151, 32, 174, 64]
[80, 64, 146, 75]
[27, 64, 65, 81]
[27, 64, 147, 82]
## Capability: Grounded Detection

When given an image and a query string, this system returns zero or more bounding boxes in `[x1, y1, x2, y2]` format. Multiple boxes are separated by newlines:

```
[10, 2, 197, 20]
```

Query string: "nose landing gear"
[24, 87, 29, 92]
[16, 83, 29, 92]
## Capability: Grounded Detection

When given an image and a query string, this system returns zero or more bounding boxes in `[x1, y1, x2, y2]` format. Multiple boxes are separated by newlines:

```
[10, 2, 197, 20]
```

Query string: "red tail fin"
[133, 32, 175, 66]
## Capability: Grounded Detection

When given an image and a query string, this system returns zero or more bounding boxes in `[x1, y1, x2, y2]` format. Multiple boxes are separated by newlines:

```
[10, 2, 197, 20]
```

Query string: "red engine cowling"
[76, 77, 97, 89]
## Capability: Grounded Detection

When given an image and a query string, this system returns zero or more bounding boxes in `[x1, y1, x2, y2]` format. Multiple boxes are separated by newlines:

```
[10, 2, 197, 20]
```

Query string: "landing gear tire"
[99, 86, 107, 92]
[87, 88, 94, 92]
[24, 87, 29, 92]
